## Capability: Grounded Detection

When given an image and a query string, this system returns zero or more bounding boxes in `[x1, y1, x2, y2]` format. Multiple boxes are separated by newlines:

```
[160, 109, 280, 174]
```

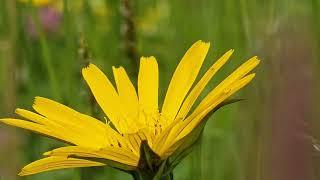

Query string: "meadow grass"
[0, 0, 319, 179]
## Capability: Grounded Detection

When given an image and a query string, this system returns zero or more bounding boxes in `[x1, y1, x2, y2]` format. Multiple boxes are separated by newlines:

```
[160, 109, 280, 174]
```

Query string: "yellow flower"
[0, 40, 259, 176]
[19, 0, 109, 17]
[19, 0, 54, 7]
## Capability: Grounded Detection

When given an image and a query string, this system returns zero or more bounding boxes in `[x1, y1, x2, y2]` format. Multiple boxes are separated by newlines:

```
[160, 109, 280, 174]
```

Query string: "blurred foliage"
[0, 0, 319, 180]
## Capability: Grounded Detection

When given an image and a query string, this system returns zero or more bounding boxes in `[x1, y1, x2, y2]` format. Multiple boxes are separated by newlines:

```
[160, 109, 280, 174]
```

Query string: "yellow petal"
[159, 73, 257, 155]
[32, 97, 113, 148]
[15, 107, 79, 144]
[177, 73, 256, 141]
[0, 118, 53, 137]
[112, 66, 141, 131]
[175, 49, 234, 120]
[139, 128, 155, 147]
[196, 56, 259, 111]
[138, 56, 159, 126]
[161, 40, 210, 127]
[0, 117, 87, 146]
[19, 0, 51, 7]
[152, 118, 182, 154]
[0, 118, 68, 143]
[124, 131, 149, 155]
[82, 64, 126, 133]
[44, 146, 139, 167]
[15, 108, 48, 125]
[18, 156, 105, 176]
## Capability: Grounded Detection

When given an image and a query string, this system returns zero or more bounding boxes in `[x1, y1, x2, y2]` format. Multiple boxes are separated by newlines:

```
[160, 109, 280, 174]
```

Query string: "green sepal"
[138, 140, 162, 171]
[152, 159, 169, 180]
[165, 98, 244, 175]
[131, 141, 173, 180]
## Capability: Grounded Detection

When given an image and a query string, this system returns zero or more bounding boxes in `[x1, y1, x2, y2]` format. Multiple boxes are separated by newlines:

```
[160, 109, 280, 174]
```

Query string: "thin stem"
[120, 0, 138, 77]
[29, 4, 61, 100]
[62, 0, 78, 105]
[132, 170, 173, 180]
[78, 34, 100, 117]
[3, 0, 17, 115]
[239, 0, 251, 49]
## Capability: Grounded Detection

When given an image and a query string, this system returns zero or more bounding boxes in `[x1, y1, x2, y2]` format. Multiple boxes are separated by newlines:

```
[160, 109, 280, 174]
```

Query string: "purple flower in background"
[26, 7, 62, 38]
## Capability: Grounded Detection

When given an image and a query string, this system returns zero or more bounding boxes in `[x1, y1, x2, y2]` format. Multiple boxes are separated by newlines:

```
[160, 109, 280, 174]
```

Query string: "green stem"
[29, 4, 61, 100]
[3, 0, 17, 115]
[120, 0, 139, 77]
[62, 0, 78, 105]
[132, 170, 173, 180]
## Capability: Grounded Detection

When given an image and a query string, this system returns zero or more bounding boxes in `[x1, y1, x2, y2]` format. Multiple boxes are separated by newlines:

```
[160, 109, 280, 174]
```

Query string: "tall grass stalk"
[28, 2, 61, 101]
[61, 0, 79, 105]
[3, 0, 18, 115]
[311, 1, 320, 178]
[311, 0, 320, 98]
[120, 0, 139, 77]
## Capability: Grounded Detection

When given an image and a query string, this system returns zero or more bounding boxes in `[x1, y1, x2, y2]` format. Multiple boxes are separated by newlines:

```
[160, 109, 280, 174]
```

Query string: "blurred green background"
[0, 0, 319, 179]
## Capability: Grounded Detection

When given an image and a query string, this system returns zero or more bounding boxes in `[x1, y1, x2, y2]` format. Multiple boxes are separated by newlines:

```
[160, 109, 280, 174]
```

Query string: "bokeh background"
[0, 0, 319, 179]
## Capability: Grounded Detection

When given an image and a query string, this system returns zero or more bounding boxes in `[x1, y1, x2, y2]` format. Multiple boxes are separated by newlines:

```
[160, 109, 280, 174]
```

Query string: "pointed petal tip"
[0, 118, 17, 123]
[242, 73, 256, 84]
[223, 49, 235, 58]
[18, 168, 29, 176]
[43, 151, 52, 156]
[0, 118, 19, 126]
[253, 56, 261, 66]
[247, 73, 256, 79]
[111, 66, 117, 72]
[0, 118, 8, 122]
[18, 168, 34, 176]
[15, 108, 24, 114]
[252, 56, 260, 62]
[245, 56, 260, 69]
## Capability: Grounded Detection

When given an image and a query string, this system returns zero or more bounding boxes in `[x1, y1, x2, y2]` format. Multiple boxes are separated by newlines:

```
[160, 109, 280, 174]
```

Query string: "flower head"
[26, 7, 62, 38]
[19, 0, 53, 7]
[0, 40, 259, 177]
